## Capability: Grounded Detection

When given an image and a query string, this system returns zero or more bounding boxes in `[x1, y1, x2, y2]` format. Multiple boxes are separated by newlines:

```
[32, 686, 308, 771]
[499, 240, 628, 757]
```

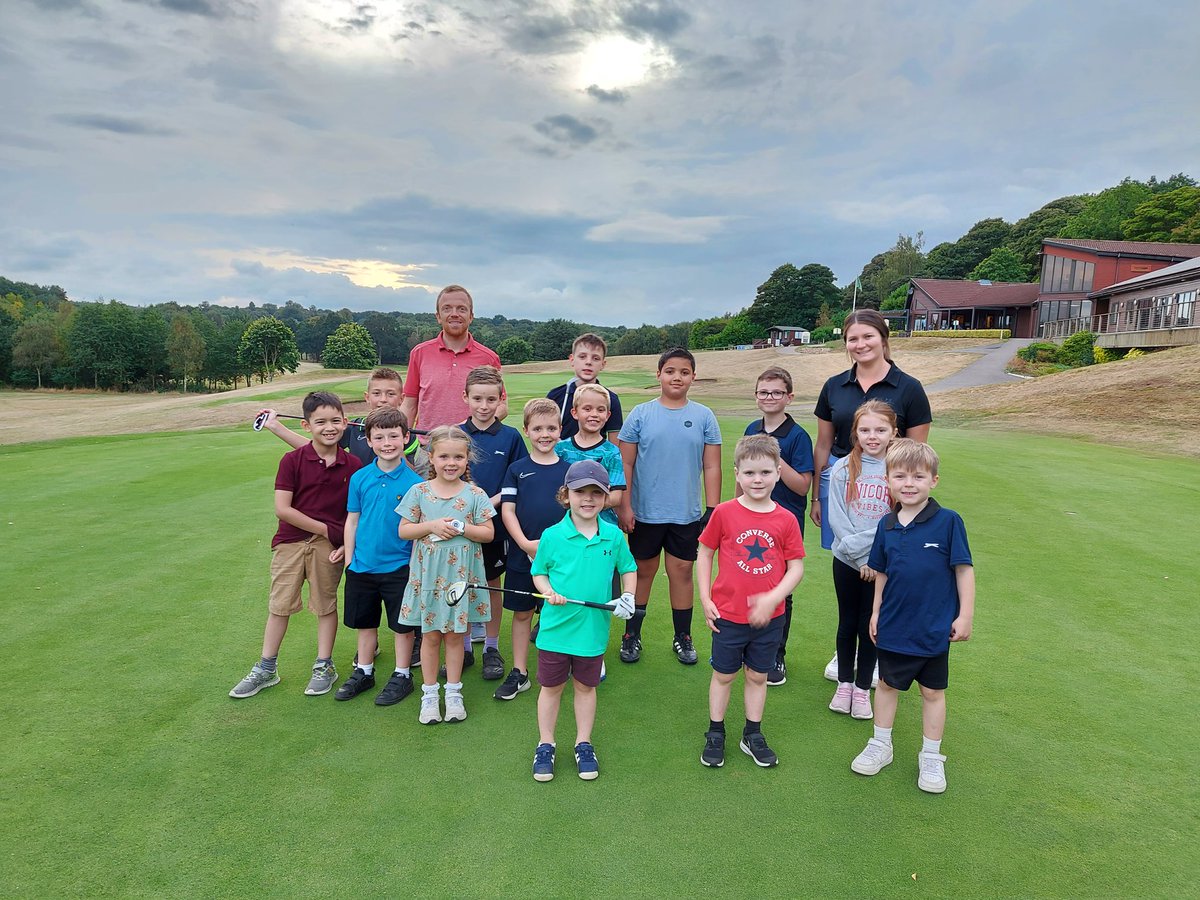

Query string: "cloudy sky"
[2, 0, 1198, 324]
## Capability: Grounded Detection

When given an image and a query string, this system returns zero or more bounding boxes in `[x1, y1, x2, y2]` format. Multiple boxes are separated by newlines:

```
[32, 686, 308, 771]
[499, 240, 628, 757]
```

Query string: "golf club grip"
[566, 599, 647, 618]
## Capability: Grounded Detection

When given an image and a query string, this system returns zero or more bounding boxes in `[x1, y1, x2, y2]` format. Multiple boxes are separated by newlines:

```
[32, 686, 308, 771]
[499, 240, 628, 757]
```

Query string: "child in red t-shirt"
[697, 435, 805, 768]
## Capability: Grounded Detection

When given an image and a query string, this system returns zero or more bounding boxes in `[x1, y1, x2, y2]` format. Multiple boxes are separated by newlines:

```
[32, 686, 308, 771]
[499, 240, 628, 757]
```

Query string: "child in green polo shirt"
[530, 460, 637, 782]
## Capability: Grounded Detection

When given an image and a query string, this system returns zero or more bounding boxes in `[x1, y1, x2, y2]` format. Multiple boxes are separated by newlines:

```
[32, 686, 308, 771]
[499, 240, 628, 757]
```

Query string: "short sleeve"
[606, 392, 624, 434]
[615, 530, 636, 574]
[617, 405, 642, 444]
[948, 512, 973, 567]
[500, 461, 520, 506]
[469, 487, 496, 524]
[867, 519, 888, 571]
[788, 426, 815, 474]
[603, 445, 625, 487]
[814, 378, 834, 422]
[274, 452, 299, 493]
[347, 471, 365, 514]
[402, 346, 422, 399]
[779, 512, 806, 560]
[397, 483, 424, 522]
[530, 534, 553, 576]
[510, 430, 529, 463]
[703, 407, 721, 444]
[901, 379, 933, 432]
[698, 503, 724, 550]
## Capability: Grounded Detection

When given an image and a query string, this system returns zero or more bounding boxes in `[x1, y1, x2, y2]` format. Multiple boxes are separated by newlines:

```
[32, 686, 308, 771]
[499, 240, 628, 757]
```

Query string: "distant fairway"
[2, 377, 1197, 897]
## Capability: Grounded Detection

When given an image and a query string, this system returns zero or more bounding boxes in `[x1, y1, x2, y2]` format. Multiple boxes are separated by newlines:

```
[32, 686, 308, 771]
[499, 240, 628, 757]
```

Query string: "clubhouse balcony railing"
[1040, 309, 1195, 341]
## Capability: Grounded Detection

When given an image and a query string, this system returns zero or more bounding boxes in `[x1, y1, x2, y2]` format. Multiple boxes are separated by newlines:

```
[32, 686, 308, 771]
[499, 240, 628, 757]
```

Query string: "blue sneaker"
[533, 742, 556, 782]
[574, 741, 599, 780]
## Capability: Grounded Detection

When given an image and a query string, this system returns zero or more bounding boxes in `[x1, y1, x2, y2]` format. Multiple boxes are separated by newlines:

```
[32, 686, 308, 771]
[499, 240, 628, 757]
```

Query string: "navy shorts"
[501, 568, 542, 613]
[629, 519, 703, 562]
[343, 566, 417, 634]
[876, 647, 949, 691]
[482, 536, 507, 578]
[709, 616, 785, 675]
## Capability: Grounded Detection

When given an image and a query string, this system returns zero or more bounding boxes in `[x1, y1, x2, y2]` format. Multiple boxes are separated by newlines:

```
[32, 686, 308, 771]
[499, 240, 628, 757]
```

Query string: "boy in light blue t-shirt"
[616, 348, 722, 667]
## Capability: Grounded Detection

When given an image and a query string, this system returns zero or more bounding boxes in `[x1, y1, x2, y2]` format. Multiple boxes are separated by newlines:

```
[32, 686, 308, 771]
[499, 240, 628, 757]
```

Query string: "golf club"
[446, 581, 644, 617]
[252, 410, 427, 435]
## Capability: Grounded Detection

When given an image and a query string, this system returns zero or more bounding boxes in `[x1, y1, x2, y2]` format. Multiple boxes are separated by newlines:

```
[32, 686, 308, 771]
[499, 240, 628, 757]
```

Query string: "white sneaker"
[851, 737, 894, 775]
[823, 652, 839, 682]
[419, 689, 441, 724]
[829, 682, 853, 714]
[918, 751, 947, 793]
[872, 661, 880, 688]
[851, 688, 873, 720]
[444, 690, 467, 722]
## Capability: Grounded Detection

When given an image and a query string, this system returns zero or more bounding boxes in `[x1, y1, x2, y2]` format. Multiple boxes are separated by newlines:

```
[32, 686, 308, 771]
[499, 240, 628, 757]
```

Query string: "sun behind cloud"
[212, 249, 435, 291]
[575, 35, 674, 90]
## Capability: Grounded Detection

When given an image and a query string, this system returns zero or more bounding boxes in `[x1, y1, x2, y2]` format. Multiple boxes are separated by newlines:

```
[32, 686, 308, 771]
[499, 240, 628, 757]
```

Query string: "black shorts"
[709, 616, 784, 675]
[628, 519, 703, 562]
[501, 569, 542, 613]
[876, 647, 949, 691]
[343, 566, 417, 634]
[482, 536, 507, 578]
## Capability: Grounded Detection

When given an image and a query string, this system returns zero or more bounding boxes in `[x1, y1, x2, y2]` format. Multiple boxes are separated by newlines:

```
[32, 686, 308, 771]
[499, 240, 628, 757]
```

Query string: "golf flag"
[855, 277, 862, 291]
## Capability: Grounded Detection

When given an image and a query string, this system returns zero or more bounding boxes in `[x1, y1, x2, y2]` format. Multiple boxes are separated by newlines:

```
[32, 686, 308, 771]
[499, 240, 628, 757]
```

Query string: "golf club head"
[446, 581, 468, 607]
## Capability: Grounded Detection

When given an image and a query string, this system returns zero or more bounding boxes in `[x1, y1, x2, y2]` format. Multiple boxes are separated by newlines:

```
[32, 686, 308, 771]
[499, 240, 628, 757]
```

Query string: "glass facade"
[1040, 254, 1095, 294]
[1109, 289, 1196, 332]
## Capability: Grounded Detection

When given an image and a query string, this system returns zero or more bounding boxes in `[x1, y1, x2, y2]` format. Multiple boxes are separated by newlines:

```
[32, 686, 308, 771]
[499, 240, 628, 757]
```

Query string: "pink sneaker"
[851, 688, 873, 719]
[829, 683, 853, 714]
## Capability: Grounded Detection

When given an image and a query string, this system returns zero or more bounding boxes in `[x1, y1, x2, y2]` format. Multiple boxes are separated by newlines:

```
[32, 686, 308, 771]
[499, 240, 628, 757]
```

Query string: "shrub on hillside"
[913, 329, 1012, 339]
[810, 326, 835, 343]
[1093, 346, 1118, 364]
[1018, 342, 1060, 363]
[1124, 348, 1146, 360]
[1060, 331, 1096, 367]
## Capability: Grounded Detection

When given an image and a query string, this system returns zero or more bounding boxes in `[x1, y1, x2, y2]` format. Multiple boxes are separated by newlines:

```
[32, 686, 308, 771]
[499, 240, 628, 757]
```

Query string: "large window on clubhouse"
[1040, 255, 1095, 294]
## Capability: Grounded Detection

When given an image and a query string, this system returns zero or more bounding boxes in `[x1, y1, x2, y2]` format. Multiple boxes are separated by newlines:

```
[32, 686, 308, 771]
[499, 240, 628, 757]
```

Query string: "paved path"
[925, 339, 1036, 393]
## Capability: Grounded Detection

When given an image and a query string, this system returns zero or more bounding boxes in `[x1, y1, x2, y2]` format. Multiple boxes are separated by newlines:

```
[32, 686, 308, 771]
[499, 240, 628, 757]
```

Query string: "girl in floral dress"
[398, 425, 495, 724]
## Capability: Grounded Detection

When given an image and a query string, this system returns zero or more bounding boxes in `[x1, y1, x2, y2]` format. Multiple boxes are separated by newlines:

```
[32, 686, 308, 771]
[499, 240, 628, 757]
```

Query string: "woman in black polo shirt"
[810, 310, 931, 681]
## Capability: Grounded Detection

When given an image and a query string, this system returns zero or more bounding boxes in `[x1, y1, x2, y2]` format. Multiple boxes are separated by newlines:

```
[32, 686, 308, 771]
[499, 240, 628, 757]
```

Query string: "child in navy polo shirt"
[697, 435, 805, 769]
[229, 391, 362, 700]
[462, 365, 529, 679]
[496, 399, 571, 700]
[743, 366, 813, 686]
[332, 407, 425, 706]
[547, 332, 624, 443]
[851, 439, 975, 794]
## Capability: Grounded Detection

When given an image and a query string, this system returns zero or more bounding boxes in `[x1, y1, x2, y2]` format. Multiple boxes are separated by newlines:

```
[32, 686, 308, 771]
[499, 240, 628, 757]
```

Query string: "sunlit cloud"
[211, 249, 436, 291]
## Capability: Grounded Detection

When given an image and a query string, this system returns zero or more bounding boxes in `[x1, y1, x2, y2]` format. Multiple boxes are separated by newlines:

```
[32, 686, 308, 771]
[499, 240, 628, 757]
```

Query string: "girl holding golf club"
[397, 425, 495, 725]
[825, 400, 898, 721]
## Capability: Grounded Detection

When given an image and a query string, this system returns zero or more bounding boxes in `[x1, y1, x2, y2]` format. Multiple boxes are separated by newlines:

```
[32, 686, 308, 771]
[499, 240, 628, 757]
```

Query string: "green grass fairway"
[2, 387, 1197, 897]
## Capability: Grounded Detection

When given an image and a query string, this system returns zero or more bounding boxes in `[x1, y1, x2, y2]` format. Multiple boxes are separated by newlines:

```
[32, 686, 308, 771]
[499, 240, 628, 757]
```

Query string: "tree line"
[2, 173, 1195, 392]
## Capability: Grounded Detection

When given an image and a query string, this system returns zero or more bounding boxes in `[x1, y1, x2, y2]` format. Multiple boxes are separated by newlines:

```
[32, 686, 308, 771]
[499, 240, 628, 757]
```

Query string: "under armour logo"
[603, 550, 613, 556]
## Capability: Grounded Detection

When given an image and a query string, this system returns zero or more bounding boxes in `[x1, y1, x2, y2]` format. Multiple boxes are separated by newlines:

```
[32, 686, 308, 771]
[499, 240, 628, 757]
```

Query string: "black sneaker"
[740, 732, 779, 768]
[767, 655, 787, 686]
[494, 668, 531, 700]
[701, 730, 726, 768]
[619, 633, 642, 663]
[482, 647, 505, 681]
[440, 648, 475, 679]
[351, 644, 381, 667]
[374, 671, 414, 706]
[411, 639, 422, 669]
[672, 633, 698, 665]
[334, 667, 375, 701]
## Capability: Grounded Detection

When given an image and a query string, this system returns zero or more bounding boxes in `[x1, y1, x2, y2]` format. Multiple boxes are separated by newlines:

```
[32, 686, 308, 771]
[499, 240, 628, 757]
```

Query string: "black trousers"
[833, 557, 877, 690]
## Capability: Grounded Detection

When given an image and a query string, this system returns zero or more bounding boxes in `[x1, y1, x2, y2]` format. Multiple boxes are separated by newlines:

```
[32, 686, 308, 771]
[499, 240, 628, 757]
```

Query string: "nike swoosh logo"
[519, 472, 534, 478]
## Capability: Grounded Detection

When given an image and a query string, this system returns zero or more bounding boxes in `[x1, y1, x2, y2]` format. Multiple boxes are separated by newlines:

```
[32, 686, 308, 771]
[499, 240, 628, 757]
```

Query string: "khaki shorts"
[268, 536, 343, 616]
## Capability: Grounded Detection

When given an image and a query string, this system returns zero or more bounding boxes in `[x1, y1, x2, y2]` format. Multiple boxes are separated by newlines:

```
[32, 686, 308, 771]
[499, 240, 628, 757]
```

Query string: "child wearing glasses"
[742, 367, 814, 686]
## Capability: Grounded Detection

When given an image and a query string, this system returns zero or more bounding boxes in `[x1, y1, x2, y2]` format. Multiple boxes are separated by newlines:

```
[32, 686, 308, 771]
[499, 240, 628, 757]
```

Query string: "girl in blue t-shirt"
[825, 401, 896, 721]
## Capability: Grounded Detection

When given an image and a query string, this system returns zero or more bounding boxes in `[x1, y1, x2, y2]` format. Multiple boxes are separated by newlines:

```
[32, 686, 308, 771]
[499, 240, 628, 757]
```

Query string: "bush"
[1018, 342, 1060, 363]
[1093, 346, 1116, 364]
[496, 336, 533, 365]
[810, 326, 836, 343]
[1060, 330, 1095, 367]
[911, 329, 1012, 339]
[1125, 348, 1146, 360]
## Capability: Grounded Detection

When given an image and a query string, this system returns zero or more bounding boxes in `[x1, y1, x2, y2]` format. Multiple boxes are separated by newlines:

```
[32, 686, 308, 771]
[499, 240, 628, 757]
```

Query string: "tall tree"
[136, 307, 170, 390]
[748, 263, 840, 330]
[1060, 180, 1152, 240]
[238, 316, 300, 382]
[869, 233, 925, 307]
[496, 336, 533, 365]
[166, 315, 206, 392]
[321, 323, 377, 369]
[923, 218, 1012, 279]
[531, 318, 582, 361]
[1122, 186, 1200, 242]
[360, 312, 407, 364]
[612, 324, 666, 356]
[967, 247, 1030, 283]
[203, 319, 250, 389]
[11, 319, 62, 388]
[1003, 196, 1088, 274]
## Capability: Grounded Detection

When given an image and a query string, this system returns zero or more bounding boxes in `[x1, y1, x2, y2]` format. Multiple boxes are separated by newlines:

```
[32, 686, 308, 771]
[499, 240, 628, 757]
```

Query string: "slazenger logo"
[494, 450, 505, 455]
[924, 543, 940, 549]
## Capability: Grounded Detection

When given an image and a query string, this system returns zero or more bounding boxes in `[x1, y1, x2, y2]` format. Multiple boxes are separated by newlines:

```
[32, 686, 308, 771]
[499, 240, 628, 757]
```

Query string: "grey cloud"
[680, 36, 784, 90]
[501, 11, 595, 54]
[616, 0, 690, 40]
[126, 0, 232, 17]
[585, 84, 628, 103]
[61, 37, 137, 68]
[338, 4, 376, 33]
[533, 114, 608, 148]
[54, 113, 176, 135]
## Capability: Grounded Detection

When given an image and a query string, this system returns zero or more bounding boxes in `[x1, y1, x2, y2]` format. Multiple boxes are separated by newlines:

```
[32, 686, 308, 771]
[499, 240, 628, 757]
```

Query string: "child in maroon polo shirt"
[229, 391, 363, 700]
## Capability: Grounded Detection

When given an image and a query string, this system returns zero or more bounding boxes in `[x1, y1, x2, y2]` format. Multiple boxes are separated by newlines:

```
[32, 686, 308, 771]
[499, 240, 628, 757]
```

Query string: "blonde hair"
[523, 397, 560, 426]
[424, 424, 477, 483]
[572, 383, 610, 408]
[844, 400, 898, 503]
[886, 438, 940, 477]
[734, 434, 781, 468]
[572, 332, 607, 356]
[368, 367, 402, 388]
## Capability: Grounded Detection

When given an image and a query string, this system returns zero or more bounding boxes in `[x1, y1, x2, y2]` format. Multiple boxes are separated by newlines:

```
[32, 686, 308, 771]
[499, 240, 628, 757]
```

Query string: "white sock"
[422, 683, 439, 696]
[874, 725, 893, 745]
[395, 666, 410, 677]
[446, 681, 463, 695]
[360, 662, 374, 675]
[923, 736, 942, 754]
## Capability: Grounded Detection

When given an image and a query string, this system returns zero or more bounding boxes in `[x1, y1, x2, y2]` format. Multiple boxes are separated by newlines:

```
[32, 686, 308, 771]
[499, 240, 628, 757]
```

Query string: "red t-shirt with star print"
[699, 499, 806, 624]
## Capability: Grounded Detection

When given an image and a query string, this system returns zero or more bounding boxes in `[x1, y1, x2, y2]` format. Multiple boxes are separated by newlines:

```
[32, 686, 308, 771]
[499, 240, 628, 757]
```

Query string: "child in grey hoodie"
[825, 400, 898, 720]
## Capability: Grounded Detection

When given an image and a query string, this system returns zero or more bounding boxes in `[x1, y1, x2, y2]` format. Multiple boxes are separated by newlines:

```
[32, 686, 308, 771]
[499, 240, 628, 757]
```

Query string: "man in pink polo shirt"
[401, 284, 507, 433]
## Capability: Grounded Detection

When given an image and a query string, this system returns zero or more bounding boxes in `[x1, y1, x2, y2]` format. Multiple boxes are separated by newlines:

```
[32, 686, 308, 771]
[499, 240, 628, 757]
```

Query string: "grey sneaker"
[229, 664, 280, 699]
[444, 690, 467, 722]
[304, 662, 338, 696]
[470, 622, 486, 643]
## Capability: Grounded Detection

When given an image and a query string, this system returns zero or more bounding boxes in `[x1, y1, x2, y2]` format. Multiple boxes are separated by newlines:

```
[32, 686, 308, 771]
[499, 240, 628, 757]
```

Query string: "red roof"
[1042, 238, 1200, 259]
[911, 279, 1040, 309]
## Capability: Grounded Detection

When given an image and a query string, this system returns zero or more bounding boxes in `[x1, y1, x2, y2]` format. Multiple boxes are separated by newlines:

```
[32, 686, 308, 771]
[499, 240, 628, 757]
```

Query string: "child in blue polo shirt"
[333, 408, 425, 706]
[496, 398, 571, 701]
[851, 439, 975, 794]
[530, 460, 637, 782]
[743, 366, 813, 686]
[461, 365, 529, 679]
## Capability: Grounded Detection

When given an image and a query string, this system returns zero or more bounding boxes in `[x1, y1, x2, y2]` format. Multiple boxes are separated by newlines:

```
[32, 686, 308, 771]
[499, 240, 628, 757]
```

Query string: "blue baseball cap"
[564, 459, 610, 494]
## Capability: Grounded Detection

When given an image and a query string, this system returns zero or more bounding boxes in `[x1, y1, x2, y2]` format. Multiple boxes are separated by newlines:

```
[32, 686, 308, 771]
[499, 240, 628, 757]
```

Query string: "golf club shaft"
[255, 412, 427, 435]
[465, 583, 644, 617]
